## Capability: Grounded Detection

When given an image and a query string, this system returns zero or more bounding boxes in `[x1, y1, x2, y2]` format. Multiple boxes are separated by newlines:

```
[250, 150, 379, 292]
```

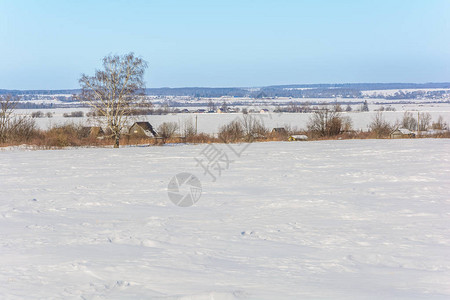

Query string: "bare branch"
[79, 53, 148, 148]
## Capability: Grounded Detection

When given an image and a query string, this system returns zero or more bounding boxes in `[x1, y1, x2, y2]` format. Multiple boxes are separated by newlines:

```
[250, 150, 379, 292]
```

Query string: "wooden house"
[129, 122, 158, 137]
[390, 128, 415, 139]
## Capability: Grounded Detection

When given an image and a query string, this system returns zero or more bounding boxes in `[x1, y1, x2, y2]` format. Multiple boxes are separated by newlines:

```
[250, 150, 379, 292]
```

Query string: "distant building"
[129, 122, 158, 137]
[390, 128, 415, 139]
[272, 128, 287, 134]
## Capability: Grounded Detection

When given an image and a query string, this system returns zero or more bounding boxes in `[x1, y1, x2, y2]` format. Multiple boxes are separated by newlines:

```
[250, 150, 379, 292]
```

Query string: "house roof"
[132, 122, 158, 137]
[272, 127, 286, 132]
[134, 122, 153, 131]
[394, 128, 413, 135]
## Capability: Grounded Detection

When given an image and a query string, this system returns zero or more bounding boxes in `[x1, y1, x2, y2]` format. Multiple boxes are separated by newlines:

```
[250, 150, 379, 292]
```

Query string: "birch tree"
[79, 53, 148, 148]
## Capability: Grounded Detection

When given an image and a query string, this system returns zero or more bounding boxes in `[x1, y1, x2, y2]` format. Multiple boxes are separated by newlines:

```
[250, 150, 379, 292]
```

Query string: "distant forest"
[1, 82, 450, 98]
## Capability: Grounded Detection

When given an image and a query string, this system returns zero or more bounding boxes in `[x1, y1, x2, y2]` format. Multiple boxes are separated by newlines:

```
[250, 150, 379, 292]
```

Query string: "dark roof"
[272, 127, 287, 132]
[391, 128, 413, 135]
[135, 122, 153, 131]
[132, 122, 158, 137]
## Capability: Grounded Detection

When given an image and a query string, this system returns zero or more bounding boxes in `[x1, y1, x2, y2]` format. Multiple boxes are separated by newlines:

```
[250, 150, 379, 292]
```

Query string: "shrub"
[307, 108, 352, 137]
[158, 122, 179, 140]
[240, 114, 268, 141]
[181, 118, 196, 137]
[369, 111, 392, 138]
[31, 111, 44, 118]
[186, 133, 217, 143]
[432, 115, 448, 130]
[3, 117, 37, 143]
[44, 124, 83, 147]
[63, 111, 84, 118]
[218, 120, 244, 143]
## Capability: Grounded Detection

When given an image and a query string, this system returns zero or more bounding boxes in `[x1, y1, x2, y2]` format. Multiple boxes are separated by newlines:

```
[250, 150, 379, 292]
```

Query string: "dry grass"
[0, 124, 448, 149]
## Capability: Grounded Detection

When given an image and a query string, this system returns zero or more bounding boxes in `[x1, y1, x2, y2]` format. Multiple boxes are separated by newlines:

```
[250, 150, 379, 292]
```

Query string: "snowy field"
[1, 139, 450, 299]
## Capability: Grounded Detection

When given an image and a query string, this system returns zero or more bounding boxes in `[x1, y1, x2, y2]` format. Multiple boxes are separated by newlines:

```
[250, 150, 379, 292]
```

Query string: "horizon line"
[2, 81, 450, 92]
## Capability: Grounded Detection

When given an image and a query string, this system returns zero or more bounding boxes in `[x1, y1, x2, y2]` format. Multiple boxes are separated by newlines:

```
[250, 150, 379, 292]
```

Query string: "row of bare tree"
[2, 52, 449, 147]
[0, 95, 36, 143]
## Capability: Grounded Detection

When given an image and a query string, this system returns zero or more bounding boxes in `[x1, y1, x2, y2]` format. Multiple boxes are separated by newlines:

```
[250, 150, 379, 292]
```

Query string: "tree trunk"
[114, 134, 120, 148]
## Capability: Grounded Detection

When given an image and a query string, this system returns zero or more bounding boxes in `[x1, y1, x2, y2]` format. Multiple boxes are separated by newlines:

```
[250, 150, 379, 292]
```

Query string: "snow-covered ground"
[1, 139, 449, 299]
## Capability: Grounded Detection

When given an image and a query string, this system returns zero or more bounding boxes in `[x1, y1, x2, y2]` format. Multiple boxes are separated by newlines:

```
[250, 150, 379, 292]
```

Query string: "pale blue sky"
[1, 0, 449, 89]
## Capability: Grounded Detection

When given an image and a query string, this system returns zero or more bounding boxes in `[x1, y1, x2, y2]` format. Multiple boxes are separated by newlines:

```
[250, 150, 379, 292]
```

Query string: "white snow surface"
[1, 139, 450, 299]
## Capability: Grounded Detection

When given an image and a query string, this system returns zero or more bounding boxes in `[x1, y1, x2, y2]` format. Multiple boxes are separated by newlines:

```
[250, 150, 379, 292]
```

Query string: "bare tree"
[288, 101, 301, 112]
[240, 114, 268, 140]
[218, 120, 244, 143]
[341, 116, 353, 132]
[369, 111, 392, 138]
[333, 102, 342, 112]
[207, 99, 216, 112]
[220, 101, 228, 113]
[79, 53, 148, 148]
[0, 95, 36, 143]
[401, 111, 417, 131]
[181, 117, 196, 138]
[158, 122, 179, 140]
[307, 107, 345, 137]
[418, 112, 432, 131]
[432, 115, 449, 130]
[0, 95, 18, 142]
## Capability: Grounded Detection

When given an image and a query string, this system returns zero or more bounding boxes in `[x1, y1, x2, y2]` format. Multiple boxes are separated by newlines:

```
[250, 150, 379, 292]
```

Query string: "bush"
[307, 108, 352, 137]
[158, 122, 179, 140]
[181, 118, 196, 137]
[432, 115, 449, 130]
[31, 111, 44, 118]
[186, 133, 217, 143]
[44, 124, 84, 147]
[240, 114, 268, 141]
[63, 111, 84, 118]
[3, 117, 37, 143]
[369, 111, 392, 138]
[218, 120, 244, 143]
